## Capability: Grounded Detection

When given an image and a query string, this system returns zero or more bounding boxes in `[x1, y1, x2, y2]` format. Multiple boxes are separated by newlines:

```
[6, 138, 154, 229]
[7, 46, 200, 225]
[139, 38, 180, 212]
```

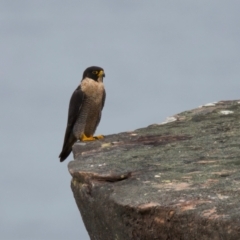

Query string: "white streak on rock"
[220, 110, 234, 115]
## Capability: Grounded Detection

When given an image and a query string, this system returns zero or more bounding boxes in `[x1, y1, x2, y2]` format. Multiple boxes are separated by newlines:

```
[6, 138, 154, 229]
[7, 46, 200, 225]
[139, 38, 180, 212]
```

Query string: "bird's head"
[82, 66, 105, 82]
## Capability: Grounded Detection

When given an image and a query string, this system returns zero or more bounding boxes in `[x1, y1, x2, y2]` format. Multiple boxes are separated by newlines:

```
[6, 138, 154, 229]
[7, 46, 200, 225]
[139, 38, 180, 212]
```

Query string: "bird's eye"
[92, 71, 98, 74]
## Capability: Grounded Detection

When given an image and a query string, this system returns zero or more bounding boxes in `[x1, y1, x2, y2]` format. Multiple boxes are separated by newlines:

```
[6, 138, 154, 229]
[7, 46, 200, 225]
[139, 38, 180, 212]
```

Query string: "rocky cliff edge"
[68, 100, 240, 240]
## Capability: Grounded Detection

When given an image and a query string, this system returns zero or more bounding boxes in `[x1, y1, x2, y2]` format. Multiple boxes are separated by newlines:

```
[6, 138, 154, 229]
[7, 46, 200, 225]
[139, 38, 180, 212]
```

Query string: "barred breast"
[73, 78, 105, 139]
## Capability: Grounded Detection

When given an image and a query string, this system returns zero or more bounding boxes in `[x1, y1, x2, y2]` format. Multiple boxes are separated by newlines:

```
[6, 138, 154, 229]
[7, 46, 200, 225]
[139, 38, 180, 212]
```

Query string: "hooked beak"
[98, 70, 105, 78]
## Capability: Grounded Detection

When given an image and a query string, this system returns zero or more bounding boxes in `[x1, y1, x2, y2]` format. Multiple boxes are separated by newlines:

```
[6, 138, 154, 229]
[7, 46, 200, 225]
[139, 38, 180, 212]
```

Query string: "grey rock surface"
[68, 100, 240, 240]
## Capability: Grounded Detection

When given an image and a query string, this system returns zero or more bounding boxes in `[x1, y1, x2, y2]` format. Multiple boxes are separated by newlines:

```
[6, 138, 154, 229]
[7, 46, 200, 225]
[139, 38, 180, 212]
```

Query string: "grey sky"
[1, 1, 240, 239]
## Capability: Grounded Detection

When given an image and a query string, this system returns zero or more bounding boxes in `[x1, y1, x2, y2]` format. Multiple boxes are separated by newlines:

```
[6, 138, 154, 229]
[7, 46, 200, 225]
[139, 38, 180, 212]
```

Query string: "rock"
[68, 100, 240, 240]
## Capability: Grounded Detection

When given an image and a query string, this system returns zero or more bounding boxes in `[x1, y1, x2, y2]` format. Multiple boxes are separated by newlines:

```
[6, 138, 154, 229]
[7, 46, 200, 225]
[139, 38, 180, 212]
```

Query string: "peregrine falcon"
[59, 66, 106, 162]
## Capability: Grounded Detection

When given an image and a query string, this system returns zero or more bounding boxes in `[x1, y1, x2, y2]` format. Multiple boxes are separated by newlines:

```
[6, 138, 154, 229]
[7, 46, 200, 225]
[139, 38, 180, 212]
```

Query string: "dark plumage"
[59, 66, 106, 162]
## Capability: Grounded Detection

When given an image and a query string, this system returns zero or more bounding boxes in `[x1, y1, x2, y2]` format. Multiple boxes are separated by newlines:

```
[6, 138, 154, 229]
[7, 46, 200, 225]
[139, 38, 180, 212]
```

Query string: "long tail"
[59, 148, 72, 162]
[59, 135, 76, 162]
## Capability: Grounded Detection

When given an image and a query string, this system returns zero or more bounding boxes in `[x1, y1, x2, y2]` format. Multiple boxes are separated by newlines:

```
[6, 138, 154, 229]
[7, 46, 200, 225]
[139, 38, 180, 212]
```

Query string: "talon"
[94, 135, 104, 140]
[80, 134, 104, 141]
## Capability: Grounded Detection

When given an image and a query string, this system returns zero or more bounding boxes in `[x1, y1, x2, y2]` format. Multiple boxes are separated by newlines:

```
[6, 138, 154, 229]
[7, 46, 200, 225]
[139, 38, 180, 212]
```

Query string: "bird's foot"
[80, 134, 104, 141]
[93, 135, 104, 140]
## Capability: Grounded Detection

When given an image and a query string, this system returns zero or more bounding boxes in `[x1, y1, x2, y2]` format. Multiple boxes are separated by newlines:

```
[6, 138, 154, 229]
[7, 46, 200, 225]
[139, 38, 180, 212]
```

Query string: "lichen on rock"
[68, 100, 240, 240]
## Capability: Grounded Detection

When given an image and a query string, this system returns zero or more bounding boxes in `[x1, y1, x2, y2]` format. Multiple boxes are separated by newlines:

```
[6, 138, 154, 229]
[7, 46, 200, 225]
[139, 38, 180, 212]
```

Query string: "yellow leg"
[80, 134, 104, 141]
